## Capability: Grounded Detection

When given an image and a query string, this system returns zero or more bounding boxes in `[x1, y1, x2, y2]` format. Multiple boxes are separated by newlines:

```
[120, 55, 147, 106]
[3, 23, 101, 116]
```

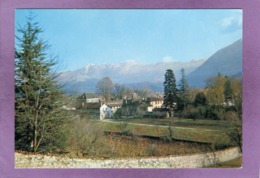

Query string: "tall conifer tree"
[178, 68, 190, 110]
[163, 69, 177, 116]
[224, 77, 233, 101]
[15, 16, 68, 153]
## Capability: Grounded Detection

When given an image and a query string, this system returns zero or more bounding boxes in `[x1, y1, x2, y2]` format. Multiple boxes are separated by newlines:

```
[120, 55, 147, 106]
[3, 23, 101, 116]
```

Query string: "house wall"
[100, 104, 113, 120]
[150, 101, 163, 108]
[148, 100, 163, 112]
[86, 98, 100, 103]
[147, 106, 153, 112]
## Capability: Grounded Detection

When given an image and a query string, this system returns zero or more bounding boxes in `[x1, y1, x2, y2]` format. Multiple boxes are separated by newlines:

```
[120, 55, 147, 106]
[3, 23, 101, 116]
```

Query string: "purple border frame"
[1, 0, 259, 177]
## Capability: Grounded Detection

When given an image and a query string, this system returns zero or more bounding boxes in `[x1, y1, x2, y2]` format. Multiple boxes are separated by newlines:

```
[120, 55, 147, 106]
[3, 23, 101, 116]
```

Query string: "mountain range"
[187, 39, 242, 88]
[58, 39, 242, 94]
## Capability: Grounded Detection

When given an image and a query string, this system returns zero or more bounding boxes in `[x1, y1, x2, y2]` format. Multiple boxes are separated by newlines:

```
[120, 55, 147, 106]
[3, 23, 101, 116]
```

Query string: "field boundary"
[96, 120, 231, 144]
[15, 147, 241, 168]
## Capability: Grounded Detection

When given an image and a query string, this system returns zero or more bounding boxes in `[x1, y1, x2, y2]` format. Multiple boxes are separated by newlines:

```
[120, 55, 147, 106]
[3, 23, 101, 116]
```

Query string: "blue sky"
[15, 9, 242, 71]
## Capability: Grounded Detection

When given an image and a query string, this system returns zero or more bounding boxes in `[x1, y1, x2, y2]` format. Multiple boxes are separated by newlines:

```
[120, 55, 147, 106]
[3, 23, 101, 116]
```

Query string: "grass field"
[95, 118, 233, 145]
[114, 117, 233, 130]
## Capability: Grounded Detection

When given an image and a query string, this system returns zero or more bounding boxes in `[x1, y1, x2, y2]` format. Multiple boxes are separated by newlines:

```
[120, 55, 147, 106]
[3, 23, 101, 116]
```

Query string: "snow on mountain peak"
[58, 59, 204, 85]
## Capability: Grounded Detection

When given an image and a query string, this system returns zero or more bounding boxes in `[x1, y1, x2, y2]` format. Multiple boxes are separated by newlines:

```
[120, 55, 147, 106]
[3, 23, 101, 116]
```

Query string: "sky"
[15, 9, 242, 71]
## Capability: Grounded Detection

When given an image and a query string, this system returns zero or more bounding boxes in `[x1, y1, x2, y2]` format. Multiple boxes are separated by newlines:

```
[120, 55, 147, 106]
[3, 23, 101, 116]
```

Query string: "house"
[86, 98, 100, 103]
[100, 100, 123, 120]
[147, 97, 164, 112]
[76, 93, 104, 109]
[106, 100, 123, 113]
[83, 102, 102, 119]
[100, 104, 113, 120]
[121, 99, 149, 117]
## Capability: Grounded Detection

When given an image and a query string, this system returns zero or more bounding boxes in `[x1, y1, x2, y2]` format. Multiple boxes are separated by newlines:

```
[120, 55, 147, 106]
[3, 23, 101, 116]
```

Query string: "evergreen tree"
[163, 69, 177, 116]
[224, 77, 233, 100]
[15, 16, 69, 153]
[178, 68, 190, 110]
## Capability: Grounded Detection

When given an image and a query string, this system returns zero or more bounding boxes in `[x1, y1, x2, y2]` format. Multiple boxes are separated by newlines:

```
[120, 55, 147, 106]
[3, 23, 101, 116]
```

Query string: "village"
[75, 92, 170, 120]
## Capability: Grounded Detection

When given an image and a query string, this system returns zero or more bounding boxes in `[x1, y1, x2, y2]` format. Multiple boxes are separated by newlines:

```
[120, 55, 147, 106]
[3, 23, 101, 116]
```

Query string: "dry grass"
[66, 118, 233, 159]
[76, 134, 213, 159]
[207, 157, 242, 168]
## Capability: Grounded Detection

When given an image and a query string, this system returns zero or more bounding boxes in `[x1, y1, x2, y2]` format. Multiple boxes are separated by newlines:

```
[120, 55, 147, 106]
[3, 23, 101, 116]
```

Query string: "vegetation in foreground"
[65, 118, 233, 159]
[15, 16, 70, 153]
[67, 133, 217, 159]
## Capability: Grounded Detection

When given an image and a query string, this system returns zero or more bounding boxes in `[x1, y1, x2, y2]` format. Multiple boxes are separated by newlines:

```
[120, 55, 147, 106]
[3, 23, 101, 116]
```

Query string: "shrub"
[68, 118, 107, 157]
[206, 105, 225, 120]
[193, 92, 207, 106]
[146, 144, 159, 156]
[223, 111, 242, 151]
[114, 108, 122, 119]
[180, 105, 207, 120]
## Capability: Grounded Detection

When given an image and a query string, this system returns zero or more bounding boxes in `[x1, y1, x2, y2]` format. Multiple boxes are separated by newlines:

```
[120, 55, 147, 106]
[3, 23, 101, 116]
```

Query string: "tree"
[206, 74, 226, 105]
[15, 16, 69, 153]
[113, 83, 124, 99]
[178, 68, 190, 110]
[193, 92, 207, 106]
[224, 77, 233, 101]
[163, 69, 177, 117]
[231, 78, 242, 111]
[96, 76, 114, 101]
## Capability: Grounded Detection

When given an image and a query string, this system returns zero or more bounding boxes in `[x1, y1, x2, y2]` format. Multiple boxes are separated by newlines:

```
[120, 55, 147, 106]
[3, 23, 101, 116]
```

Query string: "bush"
[114, 108, 122, 119]
[193, 92, 207, 106]
[178, 105, 208, 120]
[206, 106, 225, 120]
[68, 118, 107, 157]
[223, 111, 242, 151]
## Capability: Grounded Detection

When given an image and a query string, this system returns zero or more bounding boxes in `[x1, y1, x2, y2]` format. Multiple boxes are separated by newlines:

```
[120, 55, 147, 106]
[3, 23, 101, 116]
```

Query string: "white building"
[106, 100, 123, 113]
[147, 98, 164, 112]
[86, 98, 100, 103]
[100, 104, 113, 120]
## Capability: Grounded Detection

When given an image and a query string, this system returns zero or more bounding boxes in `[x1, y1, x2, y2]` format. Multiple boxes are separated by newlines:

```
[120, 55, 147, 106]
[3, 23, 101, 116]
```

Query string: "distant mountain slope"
[58, 39, 242, 94]
[58, 60, 206, 94]
[187, 39, 242, 88]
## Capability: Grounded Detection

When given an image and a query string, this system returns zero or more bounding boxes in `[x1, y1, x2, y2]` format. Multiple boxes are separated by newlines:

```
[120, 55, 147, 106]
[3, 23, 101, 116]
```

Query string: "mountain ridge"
[58, 59, 206, 94]
[187, 39, 242, 88]
[58, 39, 242, 94]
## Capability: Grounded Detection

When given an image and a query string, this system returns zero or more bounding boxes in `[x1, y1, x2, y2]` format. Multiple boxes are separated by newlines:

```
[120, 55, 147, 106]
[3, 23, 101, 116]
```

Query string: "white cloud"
[221, 16, 242, 27]
[220, 12, 242, 33]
